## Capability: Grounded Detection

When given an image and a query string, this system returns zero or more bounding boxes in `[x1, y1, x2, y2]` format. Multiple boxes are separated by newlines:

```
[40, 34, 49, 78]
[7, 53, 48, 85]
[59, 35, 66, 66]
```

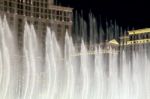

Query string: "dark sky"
[57, 0, 150, 29]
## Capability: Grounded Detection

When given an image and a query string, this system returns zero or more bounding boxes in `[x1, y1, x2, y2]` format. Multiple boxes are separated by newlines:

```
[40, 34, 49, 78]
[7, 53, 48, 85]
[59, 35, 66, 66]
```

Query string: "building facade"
[0, 0, 73, 49]
[108, 28, 150, 46]
[94, 28, 150, 54]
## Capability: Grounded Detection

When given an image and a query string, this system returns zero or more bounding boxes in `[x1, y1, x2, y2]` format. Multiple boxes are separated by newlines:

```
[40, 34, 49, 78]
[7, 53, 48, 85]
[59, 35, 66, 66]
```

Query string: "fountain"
[0, 15, 150, 99]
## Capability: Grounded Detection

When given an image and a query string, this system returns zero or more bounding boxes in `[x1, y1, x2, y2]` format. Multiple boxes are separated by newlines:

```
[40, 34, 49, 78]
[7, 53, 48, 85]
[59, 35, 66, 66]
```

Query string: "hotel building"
[0, 0, 73, 48]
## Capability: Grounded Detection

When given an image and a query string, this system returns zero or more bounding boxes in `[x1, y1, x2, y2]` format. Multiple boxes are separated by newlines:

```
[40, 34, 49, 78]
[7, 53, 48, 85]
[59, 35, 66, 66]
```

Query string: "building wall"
[48, 0, 54, 6]
[0, 0, 73, 50]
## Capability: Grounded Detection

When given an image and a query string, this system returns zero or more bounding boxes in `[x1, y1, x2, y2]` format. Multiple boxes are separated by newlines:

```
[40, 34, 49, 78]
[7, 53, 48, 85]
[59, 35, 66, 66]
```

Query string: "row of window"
[4, 1, 48, 8]
[32, 13, 70, 21]
[4, 2, 47, 9]
[129, 33, 150, 40]
[121, 39, 150, 44]
[33, 2, 48, 7]
[3, 5, 72, 17]
[17, 23, 68, 37]
[3, 8, 71, 22]
[16, 18, 70, 30]
[3, 1, 70, 13]
[5, 0, 48, 2]
[128, 40, 150, 44]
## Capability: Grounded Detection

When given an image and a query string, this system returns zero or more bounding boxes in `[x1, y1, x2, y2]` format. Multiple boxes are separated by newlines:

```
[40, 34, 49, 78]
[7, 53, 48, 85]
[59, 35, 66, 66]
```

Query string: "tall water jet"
[23, 22, 40, 99]
[94, 46, 106, 99]
[45, 27, 58, 99]
[80, 41, 91, 99]
[0, 16, 18, 99]
[0, 13, 150, 99]
[64, 32, 77, 99]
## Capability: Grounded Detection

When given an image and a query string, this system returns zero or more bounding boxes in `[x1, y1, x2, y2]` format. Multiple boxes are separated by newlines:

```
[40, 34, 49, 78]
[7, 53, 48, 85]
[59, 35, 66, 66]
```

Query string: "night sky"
[57, 0, 150, 29]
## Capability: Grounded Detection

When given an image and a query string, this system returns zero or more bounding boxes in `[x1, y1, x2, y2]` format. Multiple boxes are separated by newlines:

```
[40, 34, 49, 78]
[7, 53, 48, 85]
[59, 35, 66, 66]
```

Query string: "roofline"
[128, 28, 150, 35]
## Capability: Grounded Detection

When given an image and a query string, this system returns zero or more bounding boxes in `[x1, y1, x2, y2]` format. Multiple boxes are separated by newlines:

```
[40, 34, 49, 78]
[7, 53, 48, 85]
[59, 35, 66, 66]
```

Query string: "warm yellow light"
[108, 39, 119, 45]
[128, 28, 150, 35]
[124, 39, 150, 45]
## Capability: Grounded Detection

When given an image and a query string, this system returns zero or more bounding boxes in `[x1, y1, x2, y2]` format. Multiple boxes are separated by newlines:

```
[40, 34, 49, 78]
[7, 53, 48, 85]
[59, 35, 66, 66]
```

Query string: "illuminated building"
[0, 0, 73, 48]
[109, 28, 150, 46]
